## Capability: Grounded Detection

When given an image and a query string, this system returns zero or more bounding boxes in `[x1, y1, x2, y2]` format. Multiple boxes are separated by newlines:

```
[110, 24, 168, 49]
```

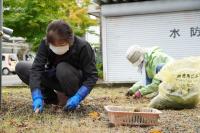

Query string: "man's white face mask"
[49, 43, 69, 55]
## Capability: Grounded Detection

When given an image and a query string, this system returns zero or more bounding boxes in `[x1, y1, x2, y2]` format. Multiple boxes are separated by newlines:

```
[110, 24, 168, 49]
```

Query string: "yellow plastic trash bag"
[149, 56, 200, 109]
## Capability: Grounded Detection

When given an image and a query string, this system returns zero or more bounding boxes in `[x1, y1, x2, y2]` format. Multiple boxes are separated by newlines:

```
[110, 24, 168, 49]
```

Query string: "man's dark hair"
[46, 20, 74, 45]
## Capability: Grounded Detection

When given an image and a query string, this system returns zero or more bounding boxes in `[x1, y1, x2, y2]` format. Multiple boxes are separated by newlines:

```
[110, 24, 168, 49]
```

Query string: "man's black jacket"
[29, 36, 98, 91]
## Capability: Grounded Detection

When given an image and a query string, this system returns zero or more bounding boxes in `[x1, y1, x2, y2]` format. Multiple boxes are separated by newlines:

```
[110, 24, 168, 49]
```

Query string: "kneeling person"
[16, 20, 98, 113]
[126, 45, 173, 98]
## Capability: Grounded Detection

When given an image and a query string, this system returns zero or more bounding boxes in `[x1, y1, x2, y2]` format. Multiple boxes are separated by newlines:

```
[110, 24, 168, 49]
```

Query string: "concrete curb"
[2, 79, 135, 88]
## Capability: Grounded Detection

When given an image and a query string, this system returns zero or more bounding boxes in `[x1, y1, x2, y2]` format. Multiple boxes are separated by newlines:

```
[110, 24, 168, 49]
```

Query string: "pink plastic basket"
[104, 105, 162, 126]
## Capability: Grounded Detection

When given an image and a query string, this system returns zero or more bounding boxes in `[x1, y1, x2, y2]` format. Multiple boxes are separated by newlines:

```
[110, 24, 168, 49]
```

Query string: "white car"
[2, 53, 18, 75]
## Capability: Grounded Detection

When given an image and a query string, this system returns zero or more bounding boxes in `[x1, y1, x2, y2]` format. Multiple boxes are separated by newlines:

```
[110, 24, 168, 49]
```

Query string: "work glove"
[31, 88, 44, 113]
[64, 85, 90, 111]
[125, 90, 133, 96]
[125, 82, 143, 96]
[133, 90, 142, 99]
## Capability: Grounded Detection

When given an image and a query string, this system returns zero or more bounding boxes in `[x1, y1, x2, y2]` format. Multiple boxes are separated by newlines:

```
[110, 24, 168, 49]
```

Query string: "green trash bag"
[149, 56, 200, 109]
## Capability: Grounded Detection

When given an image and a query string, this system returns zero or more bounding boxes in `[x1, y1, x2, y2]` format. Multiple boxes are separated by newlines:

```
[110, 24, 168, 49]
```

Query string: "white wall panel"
[102, 10, 200, 82]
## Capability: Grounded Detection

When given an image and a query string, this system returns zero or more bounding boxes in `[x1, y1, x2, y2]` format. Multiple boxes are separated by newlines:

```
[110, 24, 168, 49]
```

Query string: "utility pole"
[0, 0, 3, 109]
[0, 0, 13, 108]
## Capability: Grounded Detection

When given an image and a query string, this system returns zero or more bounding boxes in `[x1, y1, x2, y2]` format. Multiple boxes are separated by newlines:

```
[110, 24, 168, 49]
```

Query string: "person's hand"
[64, 86, 90, 111]
[32, 98, 43, 113]
[133, 90, 142, 99]
[31, 88, 44, 113]
[64, 94, 82, 110]
[125, 90, 133, 96]
[126, 82, 143, 97]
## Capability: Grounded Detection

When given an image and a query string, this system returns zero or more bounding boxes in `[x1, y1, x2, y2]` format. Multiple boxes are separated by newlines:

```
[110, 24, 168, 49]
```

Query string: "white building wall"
[102, 2, 200, 82]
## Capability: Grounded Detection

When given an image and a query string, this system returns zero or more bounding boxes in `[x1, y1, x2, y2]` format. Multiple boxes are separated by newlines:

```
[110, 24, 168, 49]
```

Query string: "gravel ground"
[0, 86, 200, 133]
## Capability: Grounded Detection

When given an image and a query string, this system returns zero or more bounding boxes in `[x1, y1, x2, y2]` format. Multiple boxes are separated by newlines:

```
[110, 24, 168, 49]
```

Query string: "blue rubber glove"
[31, 88, 43, 113]
[64, 85, 90, 111]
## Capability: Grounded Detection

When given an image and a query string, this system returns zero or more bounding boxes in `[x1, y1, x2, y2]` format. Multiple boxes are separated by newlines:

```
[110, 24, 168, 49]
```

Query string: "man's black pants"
[15, 61, 82, 104]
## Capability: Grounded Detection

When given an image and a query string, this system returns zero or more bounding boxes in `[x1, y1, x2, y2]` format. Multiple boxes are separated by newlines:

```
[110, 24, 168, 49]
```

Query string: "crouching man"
[126, 45, 173, 98]
[16, 20, 98, 113]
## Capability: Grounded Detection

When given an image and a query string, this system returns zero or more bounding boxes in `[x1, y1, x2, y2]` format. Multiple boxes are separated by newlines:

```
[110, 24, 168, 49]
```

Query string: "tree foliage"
[4, 0, 97, 51]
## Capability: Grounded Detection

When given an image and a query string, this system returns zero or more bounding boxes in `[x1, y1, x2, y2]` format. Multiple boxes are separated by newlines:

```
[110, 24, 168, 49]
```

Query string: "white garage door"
[102, 10, 200, 82]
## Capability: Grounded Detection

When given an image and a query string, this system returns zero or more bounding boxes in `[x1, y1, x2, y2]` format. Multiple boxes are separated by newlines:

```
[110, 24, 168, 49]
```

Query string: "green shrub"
[96, 63, 103, 79]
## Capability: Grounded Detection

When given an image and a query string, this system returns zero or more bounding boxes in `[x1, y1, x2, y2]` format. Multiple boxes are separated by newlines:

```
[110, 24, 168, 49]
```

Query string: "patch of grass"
[0, 87, 200, 133]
